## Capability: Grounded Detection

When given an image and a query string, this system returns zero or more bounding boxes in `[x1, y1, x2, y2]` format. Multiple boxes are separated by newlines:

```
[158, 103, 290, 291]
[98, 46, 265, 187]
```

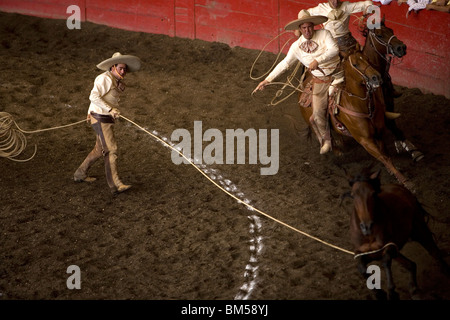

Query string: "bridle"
[367, 28, 399, 66]
[336, 53, 380, 119]
[348, 54, 378, 93]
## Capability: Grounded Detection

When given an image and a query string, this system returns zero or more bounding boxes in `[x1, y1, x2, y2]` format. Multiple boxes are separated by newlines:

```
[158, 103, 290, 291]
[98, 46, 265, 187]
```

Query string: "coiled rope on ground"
[0, 111, 354, 255]
[0, 111, 85, 162]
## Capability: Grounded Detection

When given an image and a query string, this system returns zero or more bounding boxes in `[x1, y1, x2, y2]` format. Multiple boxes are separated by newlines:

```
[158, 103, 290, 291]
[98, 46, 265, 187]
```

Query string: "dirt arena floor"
[0, 12, 449, 301]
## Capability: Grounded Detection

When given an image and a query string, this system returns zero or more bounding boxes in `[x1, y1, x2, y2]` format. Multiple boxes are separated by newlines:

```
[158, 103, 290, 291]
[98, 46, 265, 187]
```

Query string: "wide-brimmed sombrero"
[96, 52, 142, 72]
[284, 10, 328, 31]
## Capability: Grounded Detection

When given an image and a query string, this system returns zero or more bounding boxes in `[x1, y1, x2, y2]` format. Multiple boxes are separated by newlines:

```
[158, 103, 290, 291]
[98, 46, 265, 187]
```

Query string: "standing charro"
[74, 52, 142, 194]
[254, 11, 342, 155]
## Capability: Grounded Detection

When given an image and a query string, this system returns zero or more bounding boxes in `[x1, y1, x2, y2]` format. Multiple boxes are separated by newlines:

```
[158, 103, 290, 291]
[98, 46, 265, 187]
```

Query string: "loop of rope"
[249, 31, 294, 81]
[0, 112, 86, 162]
[354, 242, 398, 259]
[1, 112, 36, 162]
[249, 31, 308, 106]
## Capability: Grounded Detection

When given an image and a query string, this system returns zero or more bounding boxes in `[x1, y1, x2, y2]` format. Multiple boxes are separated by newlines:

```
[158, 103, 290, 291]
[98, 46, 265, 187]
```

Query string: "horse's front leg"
[356, 256, 387, 300]
[395, 253, 420, 299]
[354, 136, 415, 192]
[382, 247, 400, 300]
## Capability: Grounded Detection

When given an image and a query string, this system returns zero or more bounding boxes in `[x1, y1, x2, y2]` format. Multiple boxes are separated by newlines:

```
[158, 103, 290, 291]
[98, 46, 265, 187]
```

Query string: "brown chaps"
[74, 113, 123, 192]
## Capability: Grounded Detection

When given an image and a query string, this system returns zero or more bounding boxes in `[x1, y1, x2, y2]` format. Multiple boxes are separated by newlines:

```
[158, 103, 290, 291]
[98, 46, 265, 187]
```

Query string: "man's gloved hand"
[110, 107, 120, 119]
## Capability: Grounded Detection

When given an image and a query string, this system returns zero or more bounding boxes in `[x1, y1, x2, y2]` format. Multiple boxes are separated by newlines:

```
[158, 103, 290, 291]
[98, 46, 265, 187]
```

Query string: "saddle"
[299, 79, 352, 137]
[328, 86, 352, 137]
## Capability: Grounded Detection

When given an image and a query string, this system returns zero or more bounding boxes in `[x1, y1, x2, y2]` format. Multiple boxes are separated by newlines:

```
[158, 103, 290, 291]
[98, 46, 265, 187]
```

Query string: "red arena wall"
[1, 0, 448, 98]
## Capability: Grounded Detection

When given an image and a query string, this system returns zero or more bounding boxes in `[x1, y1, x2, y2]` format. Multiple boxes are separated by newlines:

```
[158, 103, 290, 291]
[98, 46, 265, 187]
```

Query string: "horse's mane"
[348, 167, 381, 193]
[340, 166, 381, 205]
[358, 15, 387, 38]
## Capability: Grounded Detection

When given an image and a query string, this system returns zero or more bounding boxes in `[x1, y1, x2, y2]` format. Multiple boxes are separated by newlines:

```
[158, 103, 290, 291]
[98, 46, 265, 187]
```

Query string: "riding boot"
[74, 135, 102, 182]
[312, 80, 332, 154]
[90, 117, 132, 194]
[309, 116, 323, 145]
[315, 117, 332, 154]
[320, 139, 332, 154]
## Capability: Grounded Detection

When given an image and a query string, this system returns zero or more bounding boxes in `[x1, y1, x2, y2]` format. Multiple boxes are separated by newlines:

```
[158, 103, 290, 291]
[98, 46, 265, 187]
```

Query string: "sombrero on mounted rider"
[96, 52, 142, 72]
[284, 10, 328, 31]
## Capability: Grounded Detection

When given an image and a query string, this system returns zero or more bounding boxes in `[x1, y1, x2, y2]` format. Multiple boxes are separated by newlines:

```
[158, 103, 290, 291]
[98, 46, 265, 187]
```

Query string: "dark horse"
[361, 18, 424, 162]
[298, 50, 411, 189]
[344, 167, 449, 300]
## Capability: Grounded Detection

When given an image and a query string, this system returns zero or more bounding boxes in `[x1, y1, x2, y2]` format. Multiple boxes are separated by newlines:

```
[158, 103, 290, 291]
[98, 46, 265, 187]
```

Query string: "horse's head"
[366, 19, 407, 58]
[344, 51, 382, 91]
[347, 168, 381, 236]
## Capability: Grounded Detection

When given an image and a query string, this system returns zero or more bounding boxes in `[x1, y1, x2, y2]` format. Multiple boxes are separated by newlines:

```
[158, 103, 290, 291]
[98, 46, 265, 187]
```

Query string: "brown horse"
[298, 50, 411, 189]
[361, 19, 424, 162]
[344, 167, 449, 300]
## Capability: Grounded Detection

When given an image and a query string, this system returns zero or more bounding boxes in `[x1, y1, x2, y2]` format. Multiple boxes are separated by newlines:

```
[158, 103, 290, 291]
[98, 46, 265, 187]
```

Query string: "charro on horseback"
[254, 10, 343, 155]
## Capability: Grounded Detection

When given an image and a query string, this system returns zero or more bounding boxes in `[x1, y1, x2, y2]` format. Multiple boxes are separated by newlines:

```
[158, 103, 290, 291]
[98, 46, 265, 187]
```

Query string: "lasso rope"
[0, 112, 35, 162]
[119, 114, 354, 255]
[0, 111, 354, 255]
[0, 112, 85, 162]
[249, 31, 307, 106]
[354, 242, 398, 259]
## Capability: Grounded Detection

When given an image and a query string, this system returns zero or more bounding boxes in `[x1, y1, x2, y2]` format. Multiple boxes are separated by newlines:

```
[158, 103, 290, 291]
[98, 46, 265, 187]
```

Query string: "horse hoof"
[375, 289, 387, 300]
[388, 290, 400, 300]
[412, 150, 424, 162]
[402, 180, 416, 193]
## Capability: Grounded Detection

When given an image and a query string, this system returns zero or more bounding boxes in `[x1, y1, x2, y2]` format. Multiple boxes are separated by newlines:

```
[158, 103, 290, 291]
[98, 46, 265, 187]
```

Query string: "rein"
[368, 29, 396, 68]
[335, 55, 377, 119]
[367, 29, 405, 83]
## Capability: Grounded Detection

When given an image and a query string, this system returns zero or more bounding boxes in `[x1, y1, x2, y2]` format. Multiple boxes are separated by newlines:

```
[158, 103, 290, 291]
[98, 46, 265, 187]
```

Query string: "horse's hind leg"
[397, 140, 425, 162]
[382, 81, 424, 162]
[394, 253, 420, 299]
[353, 136, 413, 191]
[413, 219, 450, 276]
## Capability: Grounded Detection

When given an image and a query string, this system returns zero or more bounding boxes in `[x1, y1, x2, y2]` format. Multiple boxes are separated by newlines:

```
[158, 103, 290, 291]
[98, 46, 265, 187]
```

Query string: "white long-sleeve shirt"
[307, 1, 373, 38]
[88, 71, 122, 115]
[265, 29, 340, 81]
